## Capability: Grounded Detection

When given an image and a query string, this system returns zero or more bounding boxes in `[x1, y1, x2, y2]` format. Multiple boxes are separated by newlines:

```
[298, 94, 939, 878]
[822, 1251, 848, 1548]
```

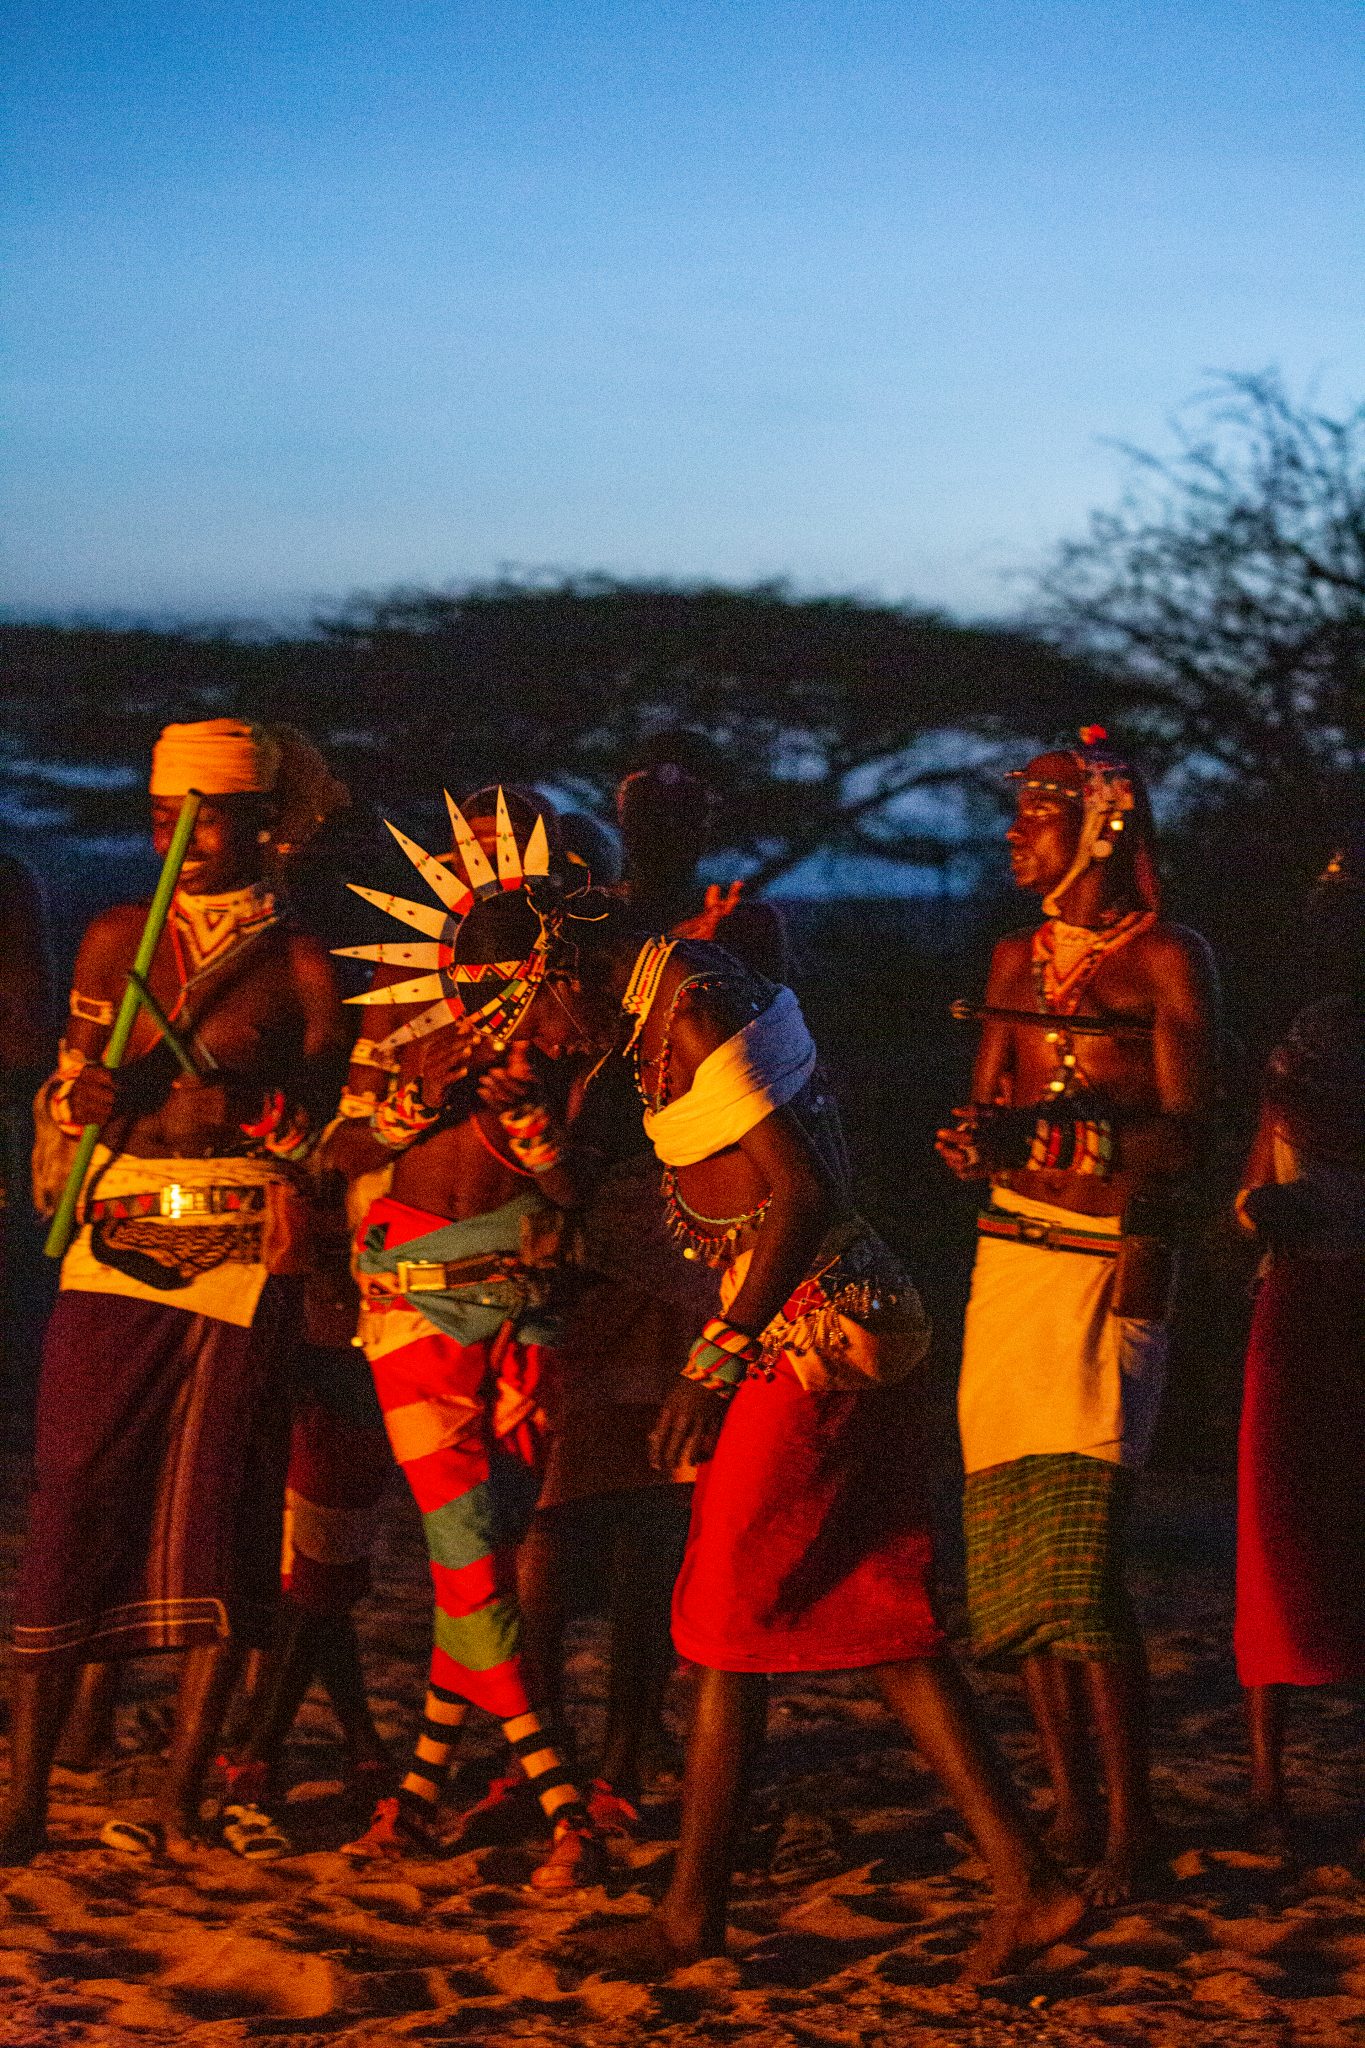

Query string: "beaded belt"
[87, 1185, 268, 1224]
[976, 1208, 1119, 1258]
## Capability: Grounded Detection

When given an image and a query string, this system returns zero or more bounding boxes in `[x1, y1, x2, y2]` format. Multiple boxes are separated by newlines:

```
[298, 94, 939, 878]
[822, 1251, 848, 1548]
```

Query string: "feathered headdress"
[336, 787, 586, 1054]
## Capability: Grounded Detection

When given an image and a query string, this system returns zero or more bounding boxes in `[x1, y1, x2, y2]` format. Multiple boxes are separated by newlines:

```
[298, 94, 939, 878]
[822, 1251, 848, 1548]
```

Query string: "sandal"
[453, 1768, 536, 1847]
[342, 1794, 442, 1859]
[586, 1778, 641, 1841]
[221, 1802, 293, 1860]
[99, 1817, 163, 1858]
[528, 1813, 608, 1895]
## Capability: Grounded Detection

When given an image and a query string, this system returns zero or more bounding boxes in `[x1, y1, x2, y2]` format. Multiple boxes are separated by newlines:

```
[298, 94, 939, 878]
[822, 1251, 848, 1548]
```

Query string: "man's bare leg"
[1079, 1651, 1161, 1904]
[311, 1615, 388, 1773]
[576, 1666, 767, 1973]
[57, 1660, 120, 1772]
[872, 1657, 1085, 1981]
[229, 1611, 386, 1802]
[156, 1642, 243, 1851]
[0, 1658, 80, 1861]
[599, 1495, 687, 1794]
[515, 1513, 569, 1752]
[1021, 1651, 1099, 1863]
[1245, 1685, 1290, 1852]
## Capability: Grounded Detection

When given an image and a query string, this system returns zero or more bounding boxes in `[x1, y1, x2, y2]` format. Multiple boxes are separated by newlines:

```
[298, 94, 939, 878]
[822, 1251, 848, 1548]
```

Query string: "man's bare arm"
[1113, 929, 1219, 1178]
[970, 936, 1023, 1107]
[936, 934, 1021, 1179]
[288, 931, 351, 1116]
[716, 1107, 833, 1337]
[646, 977, 836, 1473]
[0, 858, 53, 1076]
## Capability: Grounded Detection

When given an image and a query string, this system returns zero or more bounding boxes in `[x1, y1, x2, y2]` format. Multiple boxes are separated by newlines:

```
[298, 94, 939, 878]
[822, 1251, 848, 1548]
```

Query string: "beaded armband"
[351, 1036, 400, 1075]
[370, 1077, 441, 1150]
[69, 990, 115, 1028]
[339, 1084, 383, 1119]
[47, 1043, 90, 1137]
[340, 1038, 401, 1119]
[682, 1316, 766, 1401]
[497, 1099, 565, 1175]
[1025, 1111, 1114, 1177]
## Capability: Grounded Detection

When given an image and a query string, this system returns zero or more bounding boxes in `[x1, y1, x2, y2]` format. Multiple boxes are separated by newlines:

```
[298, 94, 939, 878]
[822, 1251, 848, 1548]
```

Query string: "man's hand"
[649, 1377, 729, 1474]
[935, 1105, 994, 1180]
[66, 1064, 118, 1127]
[672, 881, 745, 943]
[477, 1038, 541, 1114]
[417, 1018, 482, 1111]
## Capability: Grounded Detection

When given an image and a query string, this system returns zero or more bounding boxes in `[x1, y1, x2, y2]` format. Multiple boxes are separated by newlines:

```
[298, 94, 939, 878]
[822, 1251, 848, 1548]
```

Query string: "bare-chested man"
[1, 719, 349, 1863]
[554, 914, 1083, 1981]
[937, 730, 1217, 1905]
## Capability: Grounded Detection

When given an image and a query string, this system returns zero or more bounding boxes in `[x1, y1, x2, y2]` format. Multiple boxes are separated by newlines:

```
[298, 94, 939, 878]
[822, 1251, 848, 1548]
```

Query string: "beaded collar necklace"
[1031, 909, 1156, 1096]
[171, 882, 278, 979]
[621, 934, 773, 1260]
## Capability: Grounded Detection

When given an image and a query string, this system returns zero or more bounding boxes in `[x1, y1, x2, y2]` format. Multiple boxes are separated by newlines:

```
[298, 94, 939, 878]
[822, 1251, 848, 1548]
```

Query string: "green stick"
[44, 790, 204, 1259]
[127, 971, 207, 1079]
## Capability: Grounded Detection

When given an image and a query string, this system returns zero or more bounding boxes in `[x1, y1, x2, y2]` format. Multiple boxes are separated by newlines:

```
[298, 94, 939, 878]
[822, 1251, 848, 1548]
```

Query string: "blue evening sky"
[4, 0, 1362, 623]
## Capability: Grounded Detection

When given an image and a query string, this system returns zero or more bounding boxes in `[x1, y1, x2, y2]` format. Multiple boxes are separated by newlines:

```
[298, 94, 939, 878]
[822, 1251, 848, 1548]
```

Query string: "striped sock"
[401, 1683, 468, 1810]
[501, 1712, 585, 1827]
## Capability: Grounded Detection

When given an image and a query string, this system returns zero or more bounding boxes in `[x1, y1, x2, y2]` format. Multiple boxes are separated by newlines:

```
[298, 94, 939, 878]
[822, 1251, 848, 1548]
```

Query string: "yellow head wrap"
[149, 719, 280, 797]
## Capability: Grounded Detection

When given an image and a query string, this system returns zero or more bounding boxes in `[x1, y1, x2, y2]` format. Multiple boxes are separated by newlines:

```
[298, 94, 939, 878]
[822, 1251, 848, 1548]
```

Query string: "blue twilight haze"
[4, 0, 1363, 622]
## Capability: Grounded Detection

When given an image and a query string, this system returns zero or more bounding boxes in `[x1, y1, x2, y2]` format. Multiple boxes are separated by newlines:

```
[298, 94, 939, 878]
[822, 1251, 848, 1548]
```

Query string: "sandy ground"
[1, 1460, 1363, 2048]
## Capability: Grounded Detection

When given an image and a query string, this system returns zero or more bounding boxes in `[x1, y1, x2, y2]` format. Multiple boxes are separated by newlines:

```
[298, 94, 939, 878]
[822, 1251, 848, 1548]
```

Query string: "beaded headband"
[1009, 727, 1159, 916]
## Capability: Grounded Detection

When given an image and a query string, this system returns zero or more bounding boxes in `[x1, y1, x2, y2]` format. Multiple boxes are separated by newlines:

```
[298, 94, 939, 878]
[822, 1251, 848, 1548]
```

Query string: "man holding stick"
[1, 719, 348, 1862]
[937, 729, 1217, 1904]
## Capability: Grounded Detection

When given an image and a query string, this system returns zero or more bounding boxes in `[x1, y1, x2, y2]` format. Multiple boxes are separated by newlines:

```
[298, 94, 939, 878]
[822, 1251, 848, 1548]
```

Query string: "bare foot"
[1247, 1802, 1293, 1860]
[564, 1911, 718, 1981]
[157, 1811, 207, 1861]
[0, 1813, 46, 1866]
[957, 1877, 1086, 1984]
[1082, 1831, 1165, 1908]
[1043, 1810, 1098, 1867]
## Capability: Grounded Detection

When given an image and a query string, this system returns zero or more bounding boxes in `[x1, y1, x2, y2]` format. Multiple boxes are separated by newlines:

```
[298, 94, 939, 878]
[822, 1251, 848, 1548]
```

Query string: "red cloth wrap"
[671, 1355, 943, 1673]
[1235, 1253, 1365, 1687]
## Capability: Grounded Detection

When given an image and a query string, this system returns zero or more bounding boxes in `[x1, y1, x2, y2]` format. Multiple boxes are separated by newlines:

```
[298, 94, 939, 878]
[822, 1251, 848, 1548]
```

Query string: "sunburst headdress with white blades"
[336, 788, 565, 1054]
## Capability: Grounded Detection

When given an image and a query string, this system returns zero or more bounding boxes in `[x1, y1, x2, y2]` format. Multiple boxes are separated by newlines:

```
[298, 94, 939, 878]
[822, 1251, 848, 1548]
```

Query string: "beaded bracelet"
[371, 1078, 441, 1150]
[498, 1099, 565, 1174]
[48, 1043, 89, 1137]
[681, 1316, 766, 1400]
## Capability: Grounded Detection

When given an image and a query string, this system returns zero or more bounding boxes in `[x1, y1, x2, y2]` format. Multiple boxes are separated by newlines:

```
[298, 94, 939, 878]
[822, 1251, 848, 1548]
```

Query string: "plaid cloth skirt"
[962, 1452, 1132, 1665]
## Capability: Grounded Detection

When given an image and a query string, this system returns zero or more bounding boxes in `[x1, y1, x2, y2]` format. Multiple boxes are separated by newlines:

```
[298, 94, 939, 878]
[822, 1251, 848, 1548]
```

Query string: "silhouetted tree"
[4, 583, 1099, 882]
[1036, 373, 1365, 1048]
[1037, 373, 1365, 807]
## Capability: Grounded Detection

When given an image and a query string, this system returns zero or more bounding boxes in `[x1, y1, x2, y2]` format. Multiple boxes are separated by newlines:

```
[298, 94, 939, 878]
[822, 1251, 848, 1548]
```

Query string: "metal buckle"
[1016, 1216, 1053, 1247]
[160, 1184, 209, 1219]
[396, 1259, 444, 1293]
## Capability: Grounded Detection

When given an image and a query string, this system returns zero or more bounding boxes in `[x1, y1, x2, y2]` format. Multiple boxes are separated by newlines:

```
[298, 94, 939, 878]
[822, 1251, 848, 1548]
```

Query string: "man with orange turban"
[1, 719, 349, 1863]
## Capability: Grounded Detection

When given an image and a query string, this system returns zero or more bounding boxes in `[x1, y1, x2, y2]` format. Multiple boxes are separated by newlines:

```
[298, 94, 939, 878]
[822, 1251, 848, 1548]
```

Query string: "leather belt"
[87, 1185, 268, 1224]
[976, 1209, 1119, 1258]
[394, 1253, 527, 1296]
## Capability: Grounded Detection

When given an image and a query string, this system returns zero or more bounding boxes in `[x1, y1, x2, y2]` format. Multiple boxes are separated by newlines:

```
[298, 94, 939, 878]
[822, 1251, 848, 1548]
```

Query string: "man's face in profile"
[1005, 755, 1083, 898]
